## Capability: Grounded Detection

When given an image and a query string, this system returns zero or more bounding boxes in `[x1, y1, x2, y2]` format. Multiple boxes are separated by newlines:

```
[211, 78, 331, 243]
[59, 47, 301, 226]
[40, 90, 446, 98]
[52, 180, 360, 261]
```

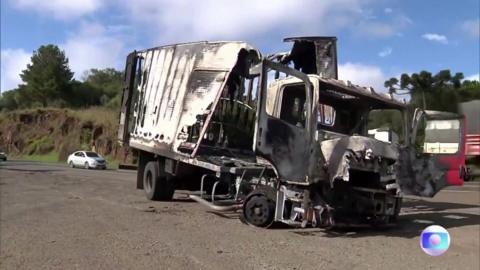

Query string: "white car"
[0, 151, 6, 161]
[67, 151, 107, 169]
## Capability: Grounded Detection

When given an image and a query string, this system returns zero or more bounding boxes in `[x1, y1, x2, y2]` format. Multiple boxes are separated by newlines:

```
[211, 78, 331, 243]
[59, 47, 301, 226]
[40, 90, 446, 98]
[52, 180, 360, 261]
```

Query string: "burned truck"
[118, 37, 466, 227]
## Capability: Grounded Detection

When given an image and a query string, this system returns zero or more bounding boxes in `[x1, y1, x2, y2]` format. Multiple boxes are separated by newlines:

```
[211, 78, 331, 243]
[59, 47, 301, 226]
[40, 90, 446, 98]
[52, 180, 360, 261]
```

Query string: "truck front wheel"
[143, 160, 175, 201]
[242, 189, 276, 228]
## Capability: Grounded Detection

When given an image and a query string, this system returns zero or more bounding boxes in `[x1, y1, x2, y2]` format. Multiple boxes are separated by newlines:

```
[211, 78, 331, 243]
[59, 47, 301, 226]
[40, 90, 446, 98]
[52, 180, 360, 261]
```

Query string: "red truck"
[460, 100, 480, 180]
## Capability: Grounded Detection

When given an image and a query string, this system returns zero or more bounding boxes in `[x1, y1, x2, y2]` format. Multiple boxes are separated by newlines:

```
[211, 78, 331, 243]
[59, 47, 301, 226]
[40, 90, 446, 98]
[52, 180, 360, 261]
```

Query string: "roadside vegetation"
[20, 152, 59, 163]
[0, 44, 126, 165]
[0, 107, 125, 165]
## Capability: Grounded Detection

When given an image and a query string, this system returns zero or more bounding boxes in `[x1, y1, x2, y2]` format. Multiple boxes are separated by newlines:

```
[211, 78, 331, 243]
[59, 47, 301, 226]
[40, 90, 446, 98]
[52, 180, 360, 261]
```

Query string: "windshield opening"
[423, 119, 460, 154]
[316, 101, 363, 136]
[367, 109, 405, 144]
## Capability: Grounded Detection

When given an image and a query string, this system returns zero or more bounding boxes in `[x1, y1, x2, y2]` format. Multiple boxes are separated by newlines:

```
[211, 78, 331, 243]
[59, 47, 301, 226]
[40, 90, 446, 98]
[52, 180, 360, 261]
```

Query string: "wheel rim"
[85, 162, 88, 169]
[243, 195, 274, 227]
[69, 161, 73, 167]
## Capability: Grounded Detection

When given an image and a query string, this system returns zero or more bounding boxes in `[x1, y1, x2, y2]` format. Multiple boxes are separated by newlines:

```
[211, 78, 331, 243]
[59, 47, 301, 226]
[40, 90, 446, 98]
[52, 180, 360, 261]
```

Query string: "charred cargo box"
[119, 37, 466, 228]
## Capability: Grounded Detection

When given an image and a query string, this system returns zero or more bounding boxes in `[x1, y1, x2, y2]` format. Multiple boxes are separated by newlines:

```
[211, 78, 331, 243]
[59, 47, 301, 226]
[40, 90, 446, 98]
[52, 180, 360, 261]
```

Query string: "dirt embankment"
[0, 108, 132, 162]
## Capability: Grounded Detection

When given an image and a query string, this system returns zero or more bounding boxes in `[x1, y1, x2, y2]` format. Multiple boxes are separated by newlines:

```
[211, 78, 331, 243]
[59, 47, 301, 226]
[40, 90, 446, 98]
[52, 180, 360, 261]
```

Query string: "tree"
[82, 68, 123, 108]
[0, 90, 19, 111]
[384, 69, 475, 113]
[0, 45, 127, 111]
[19, 45, 74, 107]
[0, 85, 35, 111]
[457, 80, 480, 102]
[68, 80, 103, 108]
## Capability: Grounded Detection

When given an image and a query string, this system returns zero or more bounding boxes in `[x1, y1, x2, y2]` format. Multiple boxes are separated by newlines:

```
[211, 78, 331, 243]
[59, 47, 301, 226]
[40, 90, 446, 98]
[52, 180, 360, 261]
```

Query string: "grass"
[104, 155, 119, 169]
[19, 152, 121, 169]
[26, 136, 55, 155]
[71, 107, 118, 127]
[0, 106, 118, 127]
[20, 152, 60, 163]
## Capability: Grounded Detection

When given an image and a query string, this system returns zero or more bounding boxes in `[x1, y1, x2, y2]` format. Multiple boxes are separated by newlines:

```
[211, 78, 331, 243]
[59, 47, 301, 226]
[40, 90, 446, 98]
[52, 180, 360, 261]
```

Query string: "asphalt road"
[1, 161, 479, 270]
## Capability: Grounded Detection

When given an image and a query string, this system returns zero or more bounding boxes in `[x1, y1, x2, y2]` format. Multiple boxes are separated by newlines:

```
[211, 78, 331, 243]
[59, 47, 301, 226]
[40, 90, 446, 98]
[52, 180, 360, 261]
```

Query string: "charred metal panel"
[396, 146, 447, 197]
[118, 51, 138, 144]
[283, 37, 338, 79]
[317, 77, 405, 109]
[208, 98, 257, 149]
[127, 41, 260, 156]
[320, 136, 398, 184]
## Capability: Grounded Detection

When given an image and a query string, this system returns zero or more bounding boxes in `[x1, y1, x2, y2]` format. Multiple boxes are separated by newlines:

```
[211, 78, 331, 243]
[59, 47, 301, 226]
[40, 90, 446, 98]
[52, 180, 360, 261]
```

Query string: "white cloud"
[355, 22, 395, 37]
[12, 0, 105, 20]
[352, 14, 412, 38]
[120, 0, 367, 42]
[378, 47, 392, 57]
[8, 0, 413, 43]
[338, 62, 387, 91]
[394, 14, 413, 26]
[1, 49, 31, 92]
[461, 19, 480, 38]
[421, 33, 448, 44]
[465, 73, 479, 81]
[384, 8, 392, 14]
[61, 21, 126, 79]
[0, 21, 128, 92]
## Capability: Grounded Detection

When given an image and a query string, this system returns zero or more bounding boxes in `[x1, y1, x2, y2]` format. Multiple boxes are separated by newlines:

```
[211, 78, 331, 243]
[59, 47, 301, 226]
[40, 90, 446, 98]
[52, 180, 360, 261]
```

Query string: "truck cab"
[251, 50, 465, 225]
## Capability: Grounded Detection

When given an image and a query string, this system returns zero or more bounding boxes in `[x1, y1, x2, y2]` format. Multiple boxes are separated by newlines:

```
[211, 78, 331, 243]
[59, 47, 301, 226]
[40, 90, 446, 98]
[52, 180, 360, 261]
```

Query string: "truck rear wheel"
[143, 160, 175, 201]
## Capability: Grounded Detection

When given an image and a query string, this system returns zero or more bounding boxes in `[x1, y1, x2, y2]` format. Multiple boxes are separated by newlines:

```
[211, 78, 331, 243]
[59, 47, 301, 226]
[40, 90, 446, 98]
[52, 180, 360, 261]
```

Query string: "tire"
[143, 160, 175, 201]
[84, 162, 89, 169]
[69, 161, 74, 168]
[242, 189, 276, 228]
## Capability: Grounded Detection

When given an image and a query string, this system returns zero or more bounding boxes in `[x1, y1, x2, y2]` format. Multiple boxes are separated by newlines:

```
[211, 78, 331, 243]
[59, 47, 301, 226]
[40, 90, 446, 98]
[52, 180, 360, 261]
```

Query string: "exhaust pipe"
[189, 194, 242, 211]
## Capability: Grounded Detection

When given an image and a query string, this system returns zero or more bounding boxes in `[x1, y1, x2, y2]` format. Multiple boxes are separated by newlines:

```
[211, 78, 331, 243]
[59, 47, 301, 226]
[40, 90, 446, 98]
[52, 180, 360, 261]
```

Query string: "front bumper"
[89, 163, 107, 169]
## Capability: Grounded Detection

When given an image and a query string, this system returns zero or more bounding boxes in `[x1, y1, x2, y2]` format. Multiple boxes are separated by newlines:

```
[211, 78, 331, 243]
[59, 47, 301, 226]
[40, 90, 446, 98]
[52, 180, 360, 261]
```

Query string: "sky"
[1, 0, 479, 93]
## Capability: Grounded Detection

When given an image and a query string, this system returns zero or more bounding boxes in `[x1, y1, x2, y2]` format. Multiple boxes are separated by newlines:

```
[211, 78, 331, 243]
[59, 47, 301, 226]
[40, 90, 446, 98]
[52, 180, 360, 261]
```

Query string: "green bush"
[22, 152, 59, 162]
[26, 136, 54, 155]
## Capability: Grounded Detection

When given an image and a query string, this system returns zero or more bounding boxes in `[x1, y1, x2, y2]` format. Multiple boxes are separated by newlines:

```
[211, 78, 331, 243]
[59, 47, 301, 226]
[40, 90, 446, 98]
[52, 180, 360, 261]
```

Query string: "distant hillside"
[0, 107, 132, 164]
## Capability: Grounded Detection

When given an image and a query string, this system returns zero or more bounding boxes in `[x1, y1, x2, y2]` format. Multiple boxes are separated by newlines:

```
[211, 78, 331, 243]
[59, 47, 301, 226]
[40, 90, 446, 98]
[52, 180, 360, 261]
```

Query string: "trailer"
[118, 37, 466, 228]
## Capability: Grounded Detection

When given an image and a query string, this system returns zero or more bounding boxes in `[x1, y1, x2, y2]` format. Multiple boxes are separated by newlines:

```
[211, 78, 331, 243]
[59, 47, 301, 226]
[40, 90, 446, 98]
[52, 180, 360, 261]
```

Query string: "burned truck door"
[253, 59, 317, 182]
[397, 109, 465, 197]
